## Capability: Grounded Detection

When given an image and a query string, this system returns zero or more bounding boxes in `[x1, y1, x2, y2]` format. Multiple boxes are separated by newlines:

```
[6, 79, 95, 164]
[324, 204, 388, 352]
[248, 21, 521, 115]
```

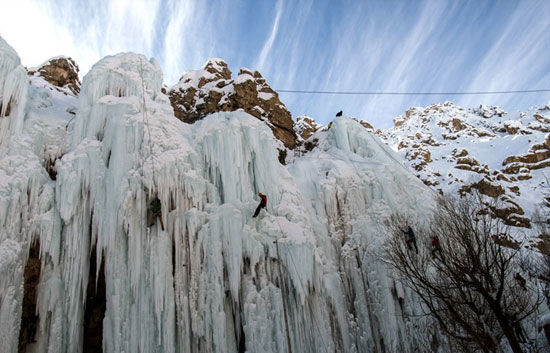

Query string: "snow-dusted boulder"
[28, 56, 81, 95]
[294, 114, 322, 140]
[168, 59, 297, 149]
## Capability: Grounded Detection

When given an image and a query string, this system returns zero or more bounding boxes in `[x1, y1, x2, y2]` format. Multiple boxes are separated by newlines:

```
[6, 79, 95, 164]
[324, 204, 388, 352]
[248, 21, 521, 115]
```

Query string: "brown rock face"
[203, 59, 231, 81]
[405, 148, 432, 171]
[458, 181, 530, 227]
[461, 178, 505, 198]
[30, 57, 81, 95]
[451, 118, 466, 131]
[503, 150, 550, 165]
[534, 113, 550, 124]
[168, 59, 297, 148]
[0, 98, 12, 117]
[378, 102, 549, 229]
[294, 115, 321, 140]
[500, 136, 550, 180]
[359, 120, 374, 130]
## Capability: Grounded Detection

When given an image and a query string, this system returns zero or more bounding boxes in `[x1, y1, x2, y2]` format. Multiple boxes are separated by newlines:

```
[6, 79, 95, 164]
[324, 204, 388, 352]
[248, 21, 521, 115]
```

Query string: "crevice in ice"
[0, 97, 12, 117]
[105, 150, 111, 168]
[327, 302, 344, 352]
[146, 196, 165, 230]
[380, 337, 386, 353]
[243, 256, 251, 275]
[18, 240, 41, 353]
[238, 318, 246, 353]
[172, 238, 176, 280]
[43, 157, 58, 181]
[83, 245, 106, 353]
[168, 192, 177, 212]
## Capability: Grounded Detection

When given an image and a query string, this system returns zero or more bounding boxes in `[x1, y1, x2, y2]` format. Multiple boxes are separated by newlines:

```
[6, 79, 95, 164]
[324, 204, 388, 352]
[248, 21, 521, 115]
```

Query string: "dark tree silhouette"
[385, 195, 541, 353]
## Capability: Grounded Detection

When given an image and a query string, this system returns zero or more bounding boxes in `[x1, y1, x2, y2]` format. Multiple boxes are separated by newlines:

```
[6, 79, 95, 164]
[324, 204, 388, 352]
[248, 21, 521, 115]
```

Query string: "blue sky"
[0, 0, 549, 127]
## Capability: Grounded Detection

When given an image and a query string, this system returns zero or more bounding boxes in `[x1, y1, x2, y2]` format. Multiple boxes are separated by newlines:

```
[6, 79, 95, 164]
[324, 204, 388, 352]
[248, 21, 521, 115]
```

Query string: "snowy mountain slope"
[0, 37, 443, 353]
[373, 102, 550, 229]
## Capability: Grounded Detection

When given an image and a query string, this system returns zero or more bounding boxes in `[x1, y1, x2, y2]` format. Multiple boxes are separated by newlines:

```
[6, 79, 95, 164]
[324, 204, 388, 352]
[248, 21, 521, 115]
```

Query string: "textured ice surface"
[1, 37, 441, 352]
[0, 36, 28, 150]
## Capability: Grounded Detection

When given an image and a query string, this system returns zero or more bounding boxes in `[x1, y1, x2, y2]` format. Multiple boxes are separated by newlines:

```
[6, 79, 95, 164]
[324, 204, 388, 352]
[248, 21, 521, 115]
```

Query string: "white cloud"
[0, 0, 548, 128]
[0, 0, 85, 68]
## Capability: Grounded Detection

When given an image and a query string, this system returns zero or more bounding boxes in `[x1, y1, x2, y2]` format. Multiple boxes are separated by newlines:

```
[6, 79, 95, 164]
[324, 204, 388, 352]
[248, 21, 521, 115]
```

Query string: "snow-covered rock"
[377, 101, 550, 229]
[168, 59, 297, 149]
[28, 56, 81, 95]
[294, 114, 322, 140]
[0, 36, 441, 353]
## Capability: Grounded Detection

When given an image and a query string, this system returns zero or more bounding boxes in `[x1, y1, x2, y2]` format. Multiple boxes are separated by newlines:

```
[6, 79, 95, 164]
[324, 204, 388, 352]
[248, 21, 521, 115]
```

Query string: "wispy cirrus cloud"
[255, 0, 283, 71]
[460, 1, 550, 110]
[0, 0, 548, 127]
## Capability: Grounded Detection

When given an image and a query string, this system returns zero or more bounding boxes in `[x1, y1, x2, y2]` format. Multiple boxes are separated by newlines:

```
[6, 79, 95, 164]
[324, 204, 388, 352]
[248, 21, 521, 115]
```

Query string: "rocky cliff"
[168, 59, 297, 149]
[375, 102, 550, 228]
[294, 115, 322, 140]
[28, 56, 81, 95]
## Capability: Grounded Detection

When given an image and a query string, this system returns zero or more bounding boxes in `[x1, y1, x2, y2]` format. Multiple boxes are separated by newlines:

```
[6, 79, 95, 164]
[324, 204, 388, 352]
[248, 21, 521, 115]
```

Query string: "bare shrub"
[385, 194, 541, 353]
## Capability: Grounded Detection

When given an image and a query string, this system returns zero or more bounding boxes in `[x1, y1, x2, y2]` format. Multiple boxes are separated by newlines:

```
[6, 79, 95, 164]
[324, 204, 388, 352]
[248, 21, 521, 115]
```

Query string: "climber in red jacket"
[253, 193, 267, 217]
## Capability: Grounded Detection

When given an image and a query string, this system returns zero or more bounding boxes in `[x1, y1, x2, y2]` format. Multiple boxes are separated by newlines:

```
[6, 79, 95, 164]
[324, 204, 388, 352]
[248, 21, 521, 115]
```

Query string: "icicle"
[1, 43, 445, 352]
[0, 36, 28, 150]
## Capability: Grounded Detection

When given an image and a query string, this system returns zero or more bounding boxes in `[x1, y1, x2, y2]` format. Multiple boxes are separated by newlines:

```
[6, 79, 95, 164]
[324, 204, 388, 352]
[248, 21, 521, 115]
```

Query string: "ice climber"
[514, 272, 527, 290]
[336, 110, 343, 117]
[403, 225, 418, 253]
[431, 235, 442, 257]
[253, 193, 267, 218]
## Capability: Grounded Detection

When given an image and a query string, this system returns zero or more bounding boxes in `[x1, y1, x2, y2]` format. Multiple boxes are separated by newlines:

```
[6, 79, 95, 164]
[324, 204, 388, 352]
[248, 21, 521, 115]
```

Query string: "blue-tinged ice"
[1, 35, 447, 353]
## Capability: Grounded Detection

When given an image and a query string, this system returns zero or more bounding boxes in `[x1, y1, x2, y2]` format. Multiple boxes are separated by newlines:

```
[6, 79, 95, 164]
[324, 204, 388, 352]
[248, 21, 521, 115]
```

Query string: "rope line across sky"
[275, 89, 550, 96]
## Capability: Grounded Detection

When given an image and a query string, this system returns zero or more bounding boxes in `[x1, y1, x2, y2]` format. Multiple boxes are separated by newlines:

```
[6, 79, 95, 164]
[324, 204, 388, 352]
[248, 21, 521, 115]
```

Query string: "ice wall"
[0, 36, 60, 353]
[1, 39, 442, 353]
[0, 36, 28, 150]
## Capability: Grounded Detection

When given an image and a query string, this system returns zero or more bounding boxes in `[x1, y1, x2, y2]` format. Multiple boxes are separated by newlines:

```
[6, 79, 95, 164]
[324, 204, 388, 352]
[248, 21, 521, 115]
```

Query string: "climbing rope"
[65, 115, 76, 130]
[138, 58, 163, 231]
[138, 58, 157, 183]
[355, 248, 380, 353]
[274, 238, 293, 353]
[323, 127, 383, 351]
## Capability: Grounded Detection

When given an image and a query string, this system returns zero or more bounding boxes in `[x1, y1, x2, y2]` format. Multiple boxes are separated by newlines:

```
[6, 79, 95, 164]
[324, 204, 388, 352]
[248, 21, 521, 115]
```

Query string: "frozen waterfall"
[0, 37, 441, 353]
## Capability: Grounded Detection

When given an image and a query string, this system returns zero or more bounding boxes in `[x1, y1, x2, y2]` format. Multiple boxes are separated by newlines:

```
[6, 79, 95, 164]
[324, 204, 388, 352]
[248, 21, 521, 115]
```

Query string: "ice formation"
[0, 36, 28, 149]
[1, 36, 443, 353]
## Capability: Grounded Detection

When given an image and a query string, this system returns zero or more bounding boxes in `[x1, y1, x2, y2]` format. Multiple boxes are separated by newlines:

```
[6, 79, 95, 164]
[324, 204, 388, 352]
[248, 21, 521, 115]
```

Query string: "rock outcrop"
[168, 59, 297, 148]
[294, 115, 322, 140]
[28, 57, 81, 95]
[377, 102, 550, 228]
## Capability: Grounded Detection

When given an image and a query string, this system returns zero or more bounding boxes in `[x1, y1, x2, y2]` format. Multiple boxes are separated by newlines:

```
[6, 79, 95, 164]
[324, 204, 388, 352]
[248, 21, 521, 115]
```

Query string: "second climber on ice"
[403, 225, 418, 254]
[253, 193, 267, 218]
